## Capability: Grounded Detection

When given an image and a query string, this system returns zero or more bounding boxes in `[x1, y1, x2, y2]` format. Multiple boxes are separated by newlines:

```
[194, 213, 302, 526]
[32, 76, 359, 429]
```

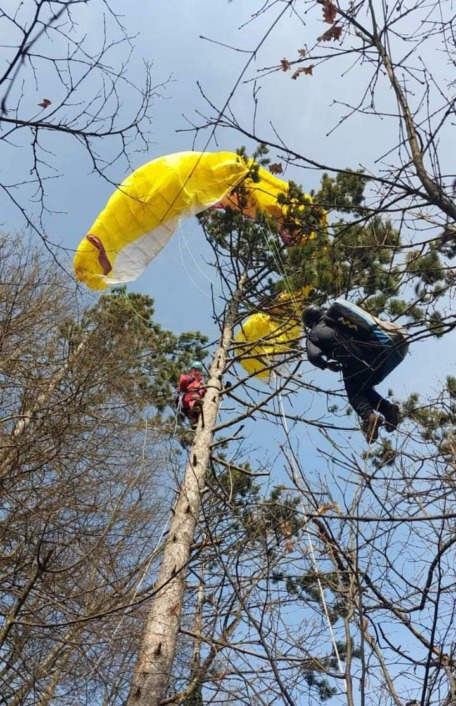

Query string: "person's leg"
[187, 396, 202, 427]
[377, 398, 400, 431]
[363, 388, 399, 432]
[356, 347, 401, 432]
[343, 367, 383, 441]
[365, 387, 386, 413]
[343, 368, 376, 418]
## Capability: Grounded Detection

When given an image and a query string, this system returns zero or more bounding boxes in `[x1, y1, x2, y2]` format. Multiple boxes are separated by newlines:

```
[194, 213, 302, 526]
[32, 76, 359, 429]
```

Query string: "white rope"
[273, 373, 347, 694]
[173, 395, 185, 436]
[176, 221, 221, 298]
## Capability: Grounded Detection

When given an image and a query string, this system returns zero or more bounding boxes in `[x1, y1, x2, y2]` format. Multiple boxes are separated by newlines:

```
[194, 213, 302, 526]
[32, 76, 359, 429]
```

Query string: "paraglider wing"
[74, 151, 249, 290]
[235, 286, 312, 380]
[218, 165, 288, 221]
[235, 311, 303, 381]
[217, 164, 325, 246]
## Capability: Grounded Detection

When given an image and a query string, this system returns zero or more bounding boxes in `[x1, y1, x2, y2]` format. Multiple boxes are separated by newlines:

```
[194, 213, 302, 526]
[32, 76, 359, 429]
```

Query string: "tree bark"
[127, 283, 244, 706]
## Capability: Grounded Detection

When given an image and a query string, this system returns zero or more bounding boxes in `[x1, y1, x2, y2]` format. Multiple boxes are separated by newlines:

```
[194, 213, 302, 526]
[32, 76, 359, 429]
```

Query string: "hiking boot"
[361, 413, 383, 442]
[384, 404, 400, 433]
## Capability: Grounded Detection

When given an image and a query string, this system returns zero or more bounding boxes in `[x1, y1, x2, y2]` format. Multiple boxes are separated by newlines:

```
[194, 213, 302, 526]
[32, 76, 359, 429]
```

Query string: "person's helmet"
[302, 304, 325, 328]
[190, 361, 203, 371]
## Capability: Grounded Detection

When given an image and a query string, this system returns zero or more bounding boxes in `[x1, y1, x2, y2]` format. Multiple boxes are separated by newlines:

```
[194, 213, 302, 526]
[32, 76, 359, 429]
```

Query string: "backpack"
[324, 299, 409, 381]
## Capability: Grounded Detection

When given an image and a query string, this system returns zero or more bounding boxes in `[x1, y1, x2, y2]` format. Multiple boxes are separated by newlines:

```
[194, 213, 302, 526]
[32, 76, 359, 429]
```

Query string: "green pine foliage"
[203, 148, 453, 344]
[179, 146, 455, 705]
[63, 286, 207, 416]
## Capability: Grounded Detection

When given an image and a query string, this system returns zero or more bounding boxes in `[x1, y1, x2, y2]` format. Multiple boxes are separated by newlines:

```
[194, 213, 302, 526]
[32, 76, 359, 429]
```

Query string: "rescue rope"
[273, 373, 347, 693]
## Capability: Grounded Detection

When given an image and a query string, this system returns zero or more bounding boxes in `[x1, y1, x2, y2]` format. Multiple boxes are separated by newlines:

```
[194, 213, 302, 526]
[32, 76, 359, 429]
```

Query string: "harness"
[324, 299, 409, 381]
[178, 375, 205, 408]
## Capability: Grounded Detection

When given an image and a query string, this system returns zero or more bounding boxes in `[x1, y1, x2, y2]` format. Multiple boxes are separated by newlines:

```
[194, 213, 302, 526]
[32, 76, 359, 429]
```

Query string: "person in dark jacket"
[303, 304, 400, 441]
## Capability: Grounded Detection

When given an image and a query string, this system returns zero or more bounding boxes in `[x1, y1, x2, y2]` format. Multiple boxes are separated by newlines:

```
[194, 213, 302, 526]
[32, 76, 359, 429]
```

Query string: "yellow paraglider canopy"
[74, 151, 250, 290]
[74, 151, 327, 291]
[235, 286, 312, 380]
[235, 313, 302, 380]
[218, 163, 325, 246]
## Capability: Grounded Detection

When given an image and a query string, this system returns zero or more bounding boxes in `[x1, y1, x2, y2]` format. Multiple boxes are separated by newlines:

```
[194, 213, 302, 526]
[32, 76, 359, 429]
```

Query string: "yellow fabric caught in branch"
[235, 286, 312, 380]
[218, 163, 325, 246]
[235, 312, 303, 381]
[74, 148, 322, 383]
[74, 151, 249, 290]
[74, 151, 327, 291]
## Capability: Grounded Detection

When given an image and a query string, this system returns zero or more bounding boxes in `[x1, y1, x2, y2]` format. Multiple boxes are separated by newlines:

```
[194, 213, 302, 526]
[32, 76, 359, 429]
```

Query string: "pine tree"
[128, 149, 431, 705]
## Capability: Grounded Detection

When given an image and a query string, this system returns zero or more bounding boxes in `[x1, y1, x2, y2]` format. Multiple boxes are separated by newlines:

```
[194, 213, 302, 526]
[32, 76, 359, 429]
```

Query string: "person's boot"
[361, 413, 383, 442]
[384, 403, 400, 433]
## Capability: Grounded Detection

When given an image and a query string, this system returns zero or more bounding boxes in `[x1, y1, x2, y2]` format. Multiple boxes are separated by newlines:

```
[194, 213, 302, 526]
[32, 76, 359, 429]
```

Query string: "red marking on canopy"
[86, 234, 112, 275]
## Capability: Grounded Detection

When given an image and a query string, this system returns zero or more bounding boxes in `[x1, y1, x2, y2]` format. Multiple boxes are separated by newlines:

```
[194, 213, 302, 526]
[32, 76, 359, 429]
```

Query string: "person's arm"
[306, 340, 328, 370]
[307, 322, 343, 372]
[178, 374, 192, 392]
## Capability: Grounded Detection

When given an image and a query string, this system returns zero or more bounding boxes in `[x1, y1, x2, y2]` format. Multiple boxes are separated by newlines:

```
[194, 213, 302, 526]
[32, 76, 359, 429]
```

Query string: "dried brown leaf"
[318, 24, 343, 42]
[292, 65, 314, 79]
[322, 0, 337, 24]
[269, 162, 284, 175]
[316, 503, 336, 516]
[280, 58, 292, 71]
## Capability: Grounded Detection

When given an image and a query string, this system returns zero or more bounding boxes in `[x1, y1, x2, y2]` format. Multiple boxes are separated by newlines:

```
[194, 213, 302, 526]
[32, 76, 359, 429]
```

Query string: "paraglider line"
[176, 221, 221, 297]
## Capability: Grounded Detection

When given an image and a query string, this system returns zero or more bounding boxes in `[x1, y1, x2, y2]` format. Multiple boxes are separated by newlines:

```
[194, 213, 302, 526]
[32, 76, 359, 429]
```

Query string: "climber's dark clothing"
[306, 319, 396, 420]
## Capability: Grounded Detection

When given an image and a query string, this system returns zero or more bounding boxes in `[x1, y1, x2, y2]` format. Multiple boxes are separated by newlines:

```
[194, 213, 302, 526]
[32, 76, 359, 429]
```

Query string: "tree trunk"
[127, 285, 244, 706]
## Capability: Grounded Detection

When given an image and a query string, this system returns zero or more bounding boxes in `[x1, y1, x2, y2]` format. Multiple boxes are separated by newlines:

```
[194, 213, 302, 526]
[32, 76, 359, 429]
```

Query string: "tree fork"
[127, 277, 246, 706]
